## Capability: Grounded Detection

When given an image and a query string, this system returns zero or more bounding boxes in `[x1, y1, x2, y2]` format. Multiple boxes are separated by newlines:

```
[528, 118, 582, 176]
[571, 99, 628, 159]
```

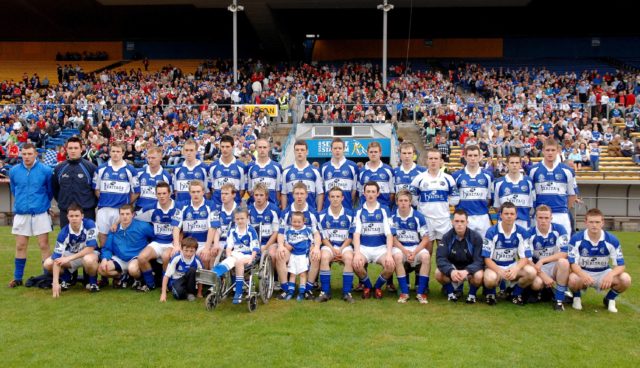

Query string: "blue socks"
[555, 284, 567, 302]
[88, 275, 98, 285]
[212, 264, 229, 277]
[374, 275, 387, 290]
[235, 277, 243, 297]
[14, 258, 26, 281]
[606, 289, 619, 301]
[512, 285, 523, 297]
[469, 284, 478, 297]
[288, 282, 296, 295]
[398, 275, 409, 294]
[417, 275, 429, 295]
[362, 276, 373, 289]
[61, 269, 72, 283]
[320, 270, 331, 294]
[342, 272, 354, 294]
[142, 270, 155, 289]
[444, 283, 454, 295]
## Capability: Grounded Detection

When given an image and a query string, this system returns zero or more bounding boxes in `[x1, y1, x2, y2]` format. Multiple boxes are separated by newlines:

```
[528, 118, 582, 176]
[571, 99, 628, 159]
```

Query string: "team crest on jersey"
[289, 174, 295, 180]
[104, 173, 110, 179]
[119, 173, 126, 179]
[581, 248, 589, 256]
[555, 173, 563, 180]
[342, 170, 349, 176]
[340, 221, 347, 227]
[195, 172, 202, 179]
[251, 171, 257, 178]
[251, 216, 257, 223]
[267, 169, 274, 175]
[375, 213, 381, 220]
[478, 178, 486, 185]
[496, 240, 502, 248]
[521, 185, 529, 191]
[141, 178, 147, 186]
[154, 215, 161, 222]
[180, 173, 186, 179]
[242, 238, 249, 245]
[265, 216, 271, 222]
[461, 180, 468, 187]
[380, 173, 387, 179]
[186, 212, 193, 220]
[535, 242, 542, 250]
[504, 187, 511, 195]
[538, 174, 545, 181]
[200, 210, 207, 217]
[440, 181, 446, 186]
[408, 222, 415, 229]
[231, 170, 238, 176]
[327, 172, 333, 179]
[364, 176, 370, 182]
[305, 172, 313, 178]
[600, 247, 606, 255]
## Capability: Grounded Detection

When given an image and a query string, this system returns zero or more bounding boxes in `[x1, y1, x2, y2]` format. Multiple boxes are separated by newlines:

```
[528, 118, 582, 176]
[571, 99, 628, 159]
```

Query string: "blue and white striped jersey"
[171, 200, 216, 244]
[530, 162, 577, 214]
[165, 252, 203, 281]
[279, 203, 319, 235]
[208, 158, 247, 207]
[482, 223, 531, 267]
[285, 226, 315, 256]
[93, 161, 140, 208]
[212, 203, 237, 245]
[392, 208, 430, 248]
[248, 202, 280, 246]
[357, 162, 395, 208]
[136, 201, 177, 244]
[282, 163, 324, 210]
[247, 159, 282, 206]
[53, 219, 98, 258]
[318, 207, 354, 248]
[410, 171, 459, 219]
[136, 166, 172, 211]
[493, 174, 535, 226]
[226, 225, 260, 255]
[320, 158, 359, 210]
[569, 230, 624, 272]
[353, 202, 393, 248]
[526, 223, 569, 262]
[453, 167, 493, 216]
[172, 161, 209, 203]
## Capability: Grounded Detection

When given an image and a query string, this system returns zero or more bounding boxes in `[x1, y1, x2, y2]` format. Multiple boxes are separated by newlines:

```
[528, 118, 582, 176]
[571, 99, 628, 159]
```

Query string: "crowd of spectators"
[56, 51, 109, 61]
[0, 58, 638, 173]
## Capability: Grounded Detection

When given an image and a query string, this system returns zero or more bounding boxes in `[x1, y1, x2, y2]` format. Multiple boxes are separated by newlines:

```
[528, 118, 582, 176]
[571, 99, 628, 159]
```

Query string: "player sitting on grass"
[279, 211, 321, 301]
[391, 190, 432, 304]
[160, 237, 203, 302]
[44, 203, 100, 297]
[210, 207, 260, 304]
[568, 208, 632, 313]
[482, 202, 536, 306]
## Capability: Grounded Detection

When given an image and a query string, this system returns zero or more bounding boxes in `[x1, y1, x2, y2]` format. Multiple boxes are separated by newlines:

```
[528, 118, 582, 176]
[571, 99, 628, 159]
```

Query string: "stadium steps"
[0, 60, 114, 84]
[397, 122, 428, 165]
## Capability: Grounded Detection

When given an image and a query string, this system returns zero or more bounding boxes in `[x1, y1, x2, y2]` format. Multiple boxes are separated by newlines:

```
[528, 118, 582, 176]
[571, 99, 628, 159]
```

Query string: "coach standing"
[53, 136, 97, 228]
[8, 143, 54, 288]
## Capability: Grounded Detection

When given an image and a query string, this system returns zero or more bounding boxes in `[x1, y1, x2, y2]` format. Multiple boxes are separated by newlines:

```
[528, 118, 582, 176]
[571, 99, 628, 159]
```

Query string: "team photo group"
[7, 134, 632, 312]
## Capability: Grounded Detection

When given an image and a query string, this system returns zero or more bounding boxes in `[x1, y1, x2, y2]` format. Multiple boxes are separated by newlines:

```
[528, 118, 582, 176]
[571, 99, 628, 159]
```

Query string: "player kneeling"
[160, 237, 203, 302]
[482, 202, 536, 306]
[391, 190, 432, 304]
[44, 203, 100, 297]
[435, 209, 484, 304]
[527, 205, 571, 311]
[568, 208, 632, 313]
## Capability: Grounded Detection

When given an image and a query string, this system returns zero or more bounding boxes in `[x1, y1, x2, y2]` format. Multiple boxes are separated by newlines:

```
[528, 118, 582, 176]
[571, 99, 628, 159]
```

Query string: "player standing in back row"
[452, 145, 492, 238]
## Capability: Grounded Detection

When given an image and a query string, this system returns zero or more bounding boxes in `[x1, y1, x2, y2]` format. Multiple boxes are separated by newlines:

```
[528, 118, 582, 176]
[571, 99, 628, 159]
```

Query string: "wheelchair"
[196, 226, 275, 312]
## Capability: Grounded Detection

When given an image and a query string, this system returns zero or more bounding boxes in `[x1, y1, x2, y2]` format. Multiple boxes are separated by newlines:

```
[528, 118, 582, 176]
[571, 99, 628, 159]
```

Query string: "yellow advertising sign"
[233, 104, 279, 117]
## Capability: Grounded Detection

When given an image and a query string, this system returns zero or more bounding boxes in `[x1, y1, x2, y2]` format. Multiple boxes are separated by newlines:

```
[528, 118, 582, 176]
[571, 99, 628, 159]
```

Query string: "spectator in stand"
[620, 136, 634, 157]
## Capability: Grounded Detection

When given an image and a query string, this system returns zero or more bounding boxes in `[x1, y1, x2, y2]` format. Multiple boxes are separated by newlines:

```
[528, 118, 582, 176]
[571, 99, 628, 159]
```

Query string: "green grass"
[0, 228, 639, 367]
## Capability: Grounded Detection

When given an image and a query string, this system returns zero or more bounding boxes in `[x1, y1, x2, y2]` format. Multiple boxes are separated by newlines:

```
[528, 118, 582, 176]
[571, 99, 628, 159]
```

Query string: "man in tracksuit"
[435, 209, 485, 304]
[53, 136, 97, 228]
[8, 143, 54, 288]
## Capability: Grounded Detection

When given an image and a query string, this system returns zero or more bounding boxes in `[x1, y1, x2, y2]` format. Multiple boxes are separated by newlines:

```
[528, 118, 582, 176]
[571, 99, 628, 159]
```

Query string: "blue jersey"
[529, 162, 577, 214]
[353, 202, 393, 247]
[320, 158, 359, 210]
[247, 159, 282, 206]
[492, 174, 535, 225]
[212, 203, 237, 246]
[53, 219, 98, 258]
[357, 162, 395, 208]
[172, 161, 209, 203]
[248, 202, 280, 246]
[282, 163, 324, 210]
[410, 170, 459, 219]
[137, 201, 177, 244]
[285, 226, 315, 256]
[279, 203, 319, 235]
[165, 252, 203, 282]
[93, 161, 140, 208]
[391, 208, 430, 248]
[171, 200, 216, 244]
[208, 158, 247, 207]
[569, 230, 624, 272]
[226, 225, 260, 255]
[102, 219, 155, 262]
[482, 223, 531, 267]
[452, 167, 492, 216]
[526, 224, 569, 263]
[136, 166, 172, 211]
[393, 164, 426, 199]
[318, 207, 354, 248]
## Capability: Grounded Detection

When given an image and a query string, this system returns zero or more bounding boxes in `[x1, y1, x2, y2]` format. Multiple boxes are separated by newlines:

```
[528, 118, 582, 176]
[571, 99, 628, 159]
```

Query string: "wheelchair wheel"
[259, 255, 274, 304]
[248, 294, 258, 313]
[205, 293, 218, 311]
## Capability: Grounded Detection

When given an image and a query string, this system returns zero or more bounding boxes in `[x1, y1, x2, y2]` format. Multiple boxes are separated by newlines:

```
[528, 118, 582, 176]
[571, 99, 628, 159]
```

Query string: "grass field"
[0, 227, 638, 367]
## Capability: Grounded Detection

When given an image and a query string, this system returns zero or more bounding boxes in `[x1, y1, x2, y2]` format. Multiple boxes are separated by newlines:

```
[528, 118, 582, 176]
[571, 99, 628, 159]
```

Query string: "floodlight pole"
[228, 0, 244, 85]
[378, 1, 394, 91]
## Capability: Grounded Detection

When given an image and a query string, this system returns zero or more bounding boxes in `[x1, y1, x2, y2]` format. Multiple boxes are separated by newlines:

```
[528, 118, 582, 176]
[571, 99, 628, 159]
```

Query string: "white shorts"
[551, 212, 572, 237]
[495, 264, 518, 288]
[96, 207, 120, 234]
[196, 242, 207, 254]
[12, 213, 52, 237]
[55, 250, 100, 272]
[148, 241, 173, 260]
[219, 250, 252, 272]
[359, 245, 388, 264]
[583, 269, 613, 291]
[426, 217, 452, 240]
[288, 254, 309, 275]
[467, 214, 491, 238]
[540, 262, 557, 279]
[320, 245, 354, 255]
[111, 255, 133, 273]
[392, 246, 429, 267]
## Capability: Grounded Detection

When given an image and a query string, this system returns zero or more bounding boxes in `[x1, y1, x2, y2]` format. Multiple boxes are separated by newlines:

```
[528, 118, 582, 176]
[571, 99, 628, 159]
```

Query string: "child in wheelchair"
[160, 237, 203, 302]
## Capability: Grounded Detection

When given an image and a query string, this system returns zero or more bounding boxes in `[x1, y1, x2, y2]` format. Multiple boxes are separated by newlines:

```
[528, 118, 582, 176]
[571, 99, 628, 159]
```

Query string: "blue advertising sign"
[307, 139, 391, 158]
